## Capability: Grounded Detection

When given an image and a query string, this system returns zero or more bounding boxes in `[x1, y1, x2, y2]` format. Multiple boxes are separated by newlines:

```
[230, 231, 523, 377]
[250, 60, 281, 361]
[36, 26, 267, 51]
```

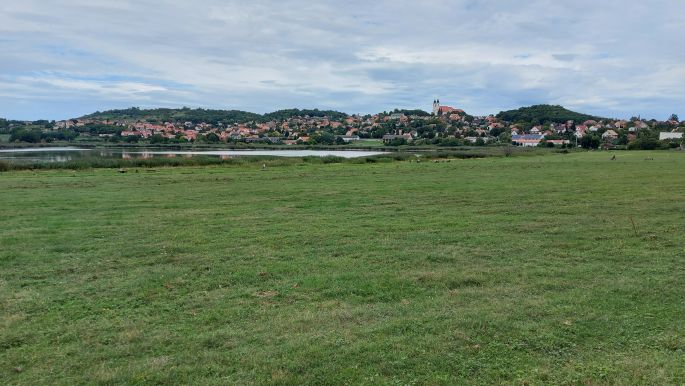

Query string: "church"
[432, 99, 464, 116]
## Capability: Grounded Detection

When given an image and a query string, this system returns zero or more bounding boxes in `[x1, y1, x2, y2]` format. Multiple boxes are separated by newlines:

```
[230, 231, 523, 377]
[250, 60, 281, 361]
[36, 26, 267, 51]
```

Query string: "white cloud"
[0, 0, 683, 119]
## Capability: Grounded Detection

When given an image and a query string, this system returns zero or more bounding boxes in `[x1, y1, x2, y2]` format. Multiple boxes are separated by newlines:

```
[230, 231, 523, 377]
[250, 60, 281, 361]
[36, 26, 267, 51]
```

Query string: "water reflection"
[0, 147, 385, 163]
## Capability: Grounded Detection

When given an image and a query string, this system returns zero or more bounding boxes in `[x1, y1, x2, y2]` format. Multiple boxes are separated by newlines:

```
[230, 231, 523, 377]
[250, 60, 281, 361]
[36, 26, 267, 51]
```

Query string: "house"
[512, 134, 544, 147]
[602, 130, 618, 140]
[634, 121, 649, 130]
[246, 136, 283, 144]
[552, 123, 567, 133]
[219, 131, 232, 141]
[545, 139, 571, 146]
[659, 132, 683, 140]
[464, 136, 493, 144]
[382, 134, 412, 143]
[336, 135, 360, 142]
[183, 130, 198, 141]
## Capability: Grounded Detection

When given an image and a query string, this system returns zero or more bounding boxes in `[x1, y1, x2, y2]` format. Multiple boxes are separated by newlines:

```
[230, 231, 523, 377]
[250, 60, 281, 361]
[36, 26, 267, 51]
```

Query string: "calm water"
[0, 147, 385, 163]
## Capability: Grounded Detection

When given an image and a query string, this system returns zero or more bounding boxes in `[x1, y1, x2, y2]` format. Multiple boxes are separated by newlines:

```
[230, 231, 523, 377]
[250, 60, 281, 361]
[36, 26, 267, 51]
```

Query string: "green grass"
[352, 139, 384, 147]
[0, 134, 9, 143]
[1, 151, 684, 384]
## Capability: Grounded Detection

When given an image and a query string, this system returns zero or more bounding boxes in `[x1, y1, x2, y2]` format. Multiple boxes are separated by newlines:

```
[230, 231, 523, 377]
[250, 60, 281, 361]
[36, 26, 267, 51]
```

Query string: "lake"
[0, 147, 386, 163]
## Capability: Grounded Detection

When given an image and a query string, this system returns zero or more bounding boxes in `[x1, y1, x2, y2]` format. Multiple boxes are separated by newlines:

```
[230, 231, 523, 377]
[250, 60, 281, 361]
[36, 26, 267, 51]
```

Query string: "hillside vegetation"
[496, 104, 604, 125]
[84, 107, 348, 124]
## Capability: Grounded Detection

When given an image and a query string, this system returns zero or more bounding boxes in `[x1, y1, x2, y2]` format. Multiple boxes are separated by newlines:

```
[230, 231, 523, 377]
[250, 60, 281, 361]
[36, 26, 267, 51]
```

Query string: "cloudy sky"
[1, 0, 684, 120]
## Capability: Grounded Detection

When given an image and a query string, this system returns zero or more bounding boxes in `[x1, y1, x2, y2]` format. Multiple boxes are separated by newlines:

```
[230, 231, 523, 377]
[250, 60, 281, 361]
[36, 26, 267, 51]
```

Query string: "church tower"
[432, 99, 440, 115]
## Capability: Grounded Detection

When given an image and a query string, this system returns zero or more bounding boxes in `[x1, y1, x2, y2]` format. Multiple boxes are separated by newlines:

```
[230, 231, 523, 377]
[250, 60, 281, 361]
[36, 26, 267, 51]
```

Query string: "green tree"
[311, 132, 335, 145]
[580, 135, 600, 149]
[149, 134, 166, 144]
[385, 138, 407, 146]
[628, 137, 658, 150]
[10, 129, 41, 143]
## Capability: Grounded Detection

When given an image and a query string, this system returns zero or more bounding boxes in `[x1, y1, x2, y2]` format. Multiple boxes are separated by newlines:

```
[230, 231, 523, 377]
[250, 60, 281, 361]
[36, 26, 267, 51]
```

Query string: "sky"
[1, 0, 684, 120]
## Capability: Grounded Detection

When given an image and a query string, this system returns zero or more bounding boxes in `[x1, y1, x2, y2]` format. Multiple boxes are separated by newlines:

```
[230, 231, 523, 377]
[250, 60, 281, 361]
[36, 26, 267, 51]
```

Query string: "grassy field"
[1, 151, 684, 384]
[352, 139, 384, 147]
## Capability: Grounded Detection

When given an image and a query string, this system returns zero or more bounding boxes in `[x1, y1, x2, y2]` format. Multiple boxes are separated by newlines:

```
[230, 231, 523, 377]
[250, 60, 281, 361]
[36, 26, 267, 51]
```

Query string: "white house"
[512, 134, 544, 147]
[602, 130, 618, 140]
[659, 132, 683, 140]
[336, 135, 361, 142]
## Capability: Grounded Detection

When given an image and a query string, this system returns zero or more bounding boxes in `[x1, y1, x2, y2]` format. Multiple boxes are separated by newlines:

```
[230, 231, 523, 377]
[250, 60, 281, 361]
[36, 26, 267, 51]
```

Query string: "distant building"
[512, 134, 544, 147]
[602, 130, 618, 140]
[382, 134, 413, 143]
[634, 121, 649, 130]
[336, 135, 360, 142]
[464, 136, 494, 144]
[432, 99, 464, 116]
[545, 139, 571, 146]
[659, 132, 683, 140]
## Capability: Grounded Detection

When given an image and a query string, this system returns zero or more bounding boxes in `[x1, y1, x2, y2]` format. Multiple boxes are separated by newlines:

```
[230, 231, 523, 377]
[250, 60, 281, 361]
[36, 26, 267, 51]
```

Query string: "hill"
[496, 104, 604, 125]
[83, 107, 263, 125]
[389, 109, 431, 117]
[263, 108, 348, 121]
[83, 107, 348, 124]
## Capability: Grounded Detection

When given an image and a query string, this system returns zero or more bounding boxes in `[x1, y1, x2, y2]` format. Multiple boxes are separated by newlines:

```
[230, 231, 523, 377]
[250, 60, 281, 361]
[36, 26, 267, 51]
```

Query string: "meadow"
[1, 151, 684, 384]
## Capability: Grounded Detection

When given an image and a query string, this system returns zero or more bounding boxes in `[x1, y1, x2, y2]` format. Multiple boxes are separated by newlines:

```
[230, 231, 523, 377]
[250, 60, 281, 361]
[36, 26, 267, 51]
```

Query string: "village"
[9, 100, 684, 149]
